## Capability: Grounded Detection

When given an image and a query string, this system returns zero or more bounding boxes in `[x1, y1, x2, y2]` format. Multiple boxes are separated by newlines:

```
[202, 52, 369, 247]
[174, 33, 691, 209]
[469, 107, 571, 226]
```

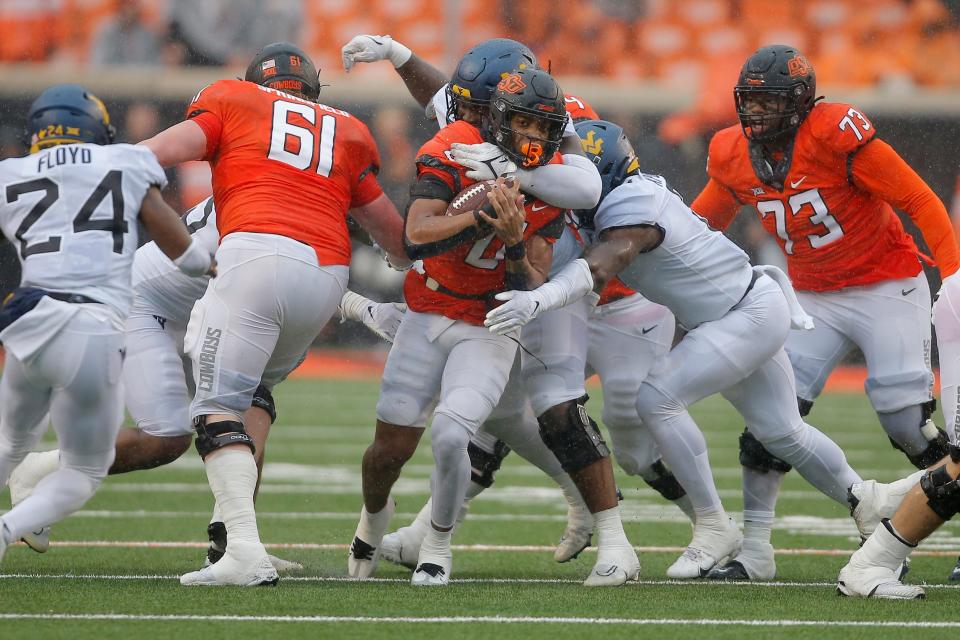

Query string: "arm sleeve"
[691, 178, 742, 231]
[516, 153, 601, 210]
[851, 139, 960, 278]
[349, 121, 385, 208]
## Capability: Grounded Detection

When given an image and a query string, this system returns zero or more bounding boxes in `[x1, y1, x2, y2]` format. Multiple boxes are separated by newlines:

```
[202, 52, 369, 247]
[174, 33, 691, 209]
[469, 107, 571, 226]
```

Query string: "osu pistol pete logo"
[497, 74, 526, 94]
[196, 327, 222, 392]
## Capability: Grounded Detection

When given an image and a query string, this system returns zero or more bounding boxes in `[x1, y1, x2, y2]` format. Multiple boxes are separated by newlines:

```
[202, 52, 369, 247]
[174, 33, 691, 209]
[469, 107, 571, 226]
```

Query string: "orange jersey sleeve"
[185, 79, 383, 266]
[703, 104, 923, 291]
[851, 138, 960, 278]
[691, 175, 742, 231]
[404, 122, 566, 325]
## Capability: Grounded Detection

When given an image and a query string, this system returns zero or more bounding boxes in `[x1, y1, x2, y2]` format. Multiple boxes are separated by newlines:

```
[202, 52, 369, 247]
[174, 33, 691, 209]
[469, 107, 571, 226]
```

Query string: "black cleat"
[707, 560, 751, 581]
[949, 556, 960, 581]
[206, 521, 227, 565]
[350, 536, 376, 561]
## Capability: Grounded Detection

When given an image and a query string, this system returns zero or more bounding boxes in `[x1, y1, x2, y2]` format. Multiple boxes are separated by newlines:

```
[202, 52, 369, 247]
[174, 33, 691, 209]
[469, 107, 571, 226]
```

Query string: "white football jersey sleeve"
[591, 174, 754, 329]
[132, 197, 218, 326]
[0, 143, 166, 316]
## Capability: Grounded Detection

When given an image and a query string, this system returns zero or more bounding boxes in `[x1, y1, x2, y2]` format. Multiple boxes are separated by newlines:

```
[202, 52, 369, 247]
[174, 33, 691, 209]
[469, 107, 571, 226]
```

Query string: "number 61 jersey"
[186, 79, 383, 266]
[697, 102, 922, 292]
[0, 142, 167, 316]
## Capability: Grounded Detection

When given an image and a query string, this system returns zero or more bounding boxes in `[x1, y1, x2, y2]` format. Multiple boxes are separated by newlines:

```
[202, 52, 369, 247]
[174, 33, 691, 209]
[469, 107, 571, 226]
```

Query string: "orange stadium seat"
[0, 1, 65, 62]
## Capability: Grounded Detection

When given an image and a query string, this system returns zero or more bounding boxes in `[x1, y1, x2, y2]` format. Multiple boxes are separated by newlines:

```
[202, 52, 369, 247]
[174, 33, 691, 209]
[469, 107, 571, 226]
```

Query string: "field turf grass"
[2, 378, 959, 639]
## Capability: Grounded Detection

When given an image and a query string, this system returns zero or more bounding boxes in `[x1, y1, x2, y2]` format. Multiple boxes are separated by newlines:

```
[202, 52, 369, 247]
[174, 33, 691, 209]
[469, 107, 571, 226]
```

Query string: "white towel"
[752, 265, 815, 331]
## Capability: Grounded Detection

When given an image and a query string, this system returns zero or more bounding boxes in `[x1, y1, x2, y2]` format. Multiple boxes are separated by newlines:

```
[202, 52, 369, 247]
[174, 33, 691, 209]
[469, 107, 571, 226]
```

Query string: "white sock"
[210, 502, 222, 525]
[204, 449, 260, 547]
[856, 520, 914, 571]
[553, 473, 593, 528]
[594, 506, 630, 549]
[9, 450, 61, 504]
[418, 526, 452, 565]
[742, 509, 774, 548]
[2, 468, 97, 541]
[357, 500, 395, 543]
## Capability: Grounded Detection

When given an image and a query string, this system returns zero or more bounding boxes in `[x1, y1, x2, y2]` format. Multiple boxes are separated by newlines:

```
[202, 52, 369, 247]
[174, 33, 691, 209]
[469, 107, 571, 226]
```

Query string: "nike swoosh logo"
[902, 288, 916, 296]
[641, 325, 657, 334]
[531, 203, 549, 212]
[532, 301, 540, 315]
[366, 306, 375, 319]
[790, 176, 807, 189]
[369, 37, 383, 45]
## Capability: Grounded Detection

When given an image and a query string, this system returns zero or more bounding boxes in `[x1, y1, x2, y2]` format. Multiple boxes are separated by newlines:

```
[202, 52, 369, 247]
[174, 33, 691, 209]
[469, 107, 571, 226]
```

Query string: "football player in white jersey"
[0, 84, 212, 562]
[836, 274, 960, 599]
[10, 196, 396, 570]
[486, 119, 922, 578]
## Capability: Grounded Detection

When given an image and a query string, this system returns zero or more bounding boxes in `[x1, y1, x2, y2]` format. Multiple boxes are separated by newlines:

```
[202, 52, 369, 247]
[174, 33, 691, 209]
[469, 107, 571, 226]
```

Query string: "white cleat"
[707, 541, 776, 581]
[267, 554, 303, 573]
[180, 542, 278, 586]
[554, 523, 593, 563]
[411, 559, 450, 586]
[849, 471, 924, 539]
[20, 526, 50, 554]
[380, 527, 423, 570]
[347, 500, 396, 580]
[837, 563, 924, 600]
[667, 517, 742, 579]
[583, 546, 640, 586]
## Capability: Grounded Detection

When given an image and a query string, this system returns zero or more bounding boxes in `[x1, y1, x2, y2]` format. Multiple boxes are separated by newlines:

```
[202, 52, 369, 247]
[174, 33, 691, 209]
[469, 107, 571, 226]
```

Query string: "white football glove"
[484, 290, 544, 335]
[385, 252, 415, 272]
[341, 34, 412, 71]
[339, 291, 407, 344]
[450, 142, 518, 182]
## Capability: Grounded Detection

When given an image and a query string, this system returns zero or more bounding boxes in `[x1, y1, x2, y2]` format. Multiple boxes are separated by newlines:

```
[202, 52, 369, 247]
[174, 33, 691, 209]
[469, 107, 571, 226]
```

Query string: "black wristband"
[505, 242, 526, 260]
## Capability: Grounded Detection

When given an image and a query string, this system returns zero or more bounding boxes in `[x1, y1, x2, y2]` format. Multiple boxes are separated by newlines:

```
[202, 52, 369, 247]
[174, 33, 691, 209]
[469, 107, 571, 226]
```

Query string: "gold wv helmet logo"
[581, 130, 604, 155]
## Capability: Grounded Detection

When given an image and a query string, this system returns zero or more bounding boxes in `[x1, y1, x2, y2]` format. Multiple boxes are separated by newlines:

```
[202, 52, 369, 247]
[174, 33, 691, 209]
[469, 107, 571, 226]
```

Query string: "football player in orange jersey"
[139, 42, 409, 587]
[346, 67, 617, 587]
[691, 45, 960, 582]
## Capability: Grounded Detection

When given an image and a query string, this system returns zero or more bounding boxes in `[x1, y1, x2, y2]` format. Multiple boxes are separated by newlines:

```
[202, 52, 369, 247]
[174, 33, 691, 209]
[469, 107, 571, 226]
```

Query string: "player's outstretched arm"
[349, 193, 410, 264]
[341, 34, 447, 108]
[851, 139, 960, 279]
[139, 120, 208, 168]
[139, 187, 215, 277]
[451, 143, 602, 210]
[690, 177, 742, 232]
[484, 225, 660, 334]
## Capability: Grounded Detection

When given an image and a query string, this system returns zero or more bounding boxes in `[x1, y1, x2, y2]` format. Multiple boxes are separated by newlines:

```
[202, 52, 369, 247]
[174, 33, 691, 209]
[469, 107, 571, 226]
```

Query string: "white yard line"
[13, 539, 960, 557]
[0, 612, 956, 627]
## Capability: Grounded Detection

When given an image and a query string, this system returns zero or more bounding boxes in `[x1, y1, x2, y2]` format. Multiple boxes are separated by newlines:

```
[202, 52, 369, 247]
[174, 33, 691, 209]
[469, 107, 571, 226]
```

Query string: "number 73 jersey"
[701, 102, 921, 292]
[0, 143, 167, 315]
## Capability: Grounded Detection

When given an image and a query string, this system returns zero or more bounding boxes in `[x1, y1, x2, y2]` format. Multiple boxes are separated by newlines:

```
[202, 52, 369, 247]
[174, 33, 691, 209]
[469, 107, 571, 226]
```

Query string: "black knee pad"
[467, 439, 511, 488]
[252, 384, 278, 423]
[194, 417, 255, 459]
[797, 397, 814, 417]
[537, 399, 609, 474]
[889, 400, 950, 469]
[645, 459, 686, 501]
[739, 429, 792, 474]
[920, 464, 960, 520]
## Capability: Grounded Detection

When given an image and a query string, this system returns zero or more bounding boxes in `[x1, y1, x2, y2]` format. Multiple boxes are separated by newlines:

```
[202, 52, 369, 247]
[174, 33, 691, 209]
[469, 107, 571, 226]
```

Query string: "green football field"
[2, 377, 959, 639]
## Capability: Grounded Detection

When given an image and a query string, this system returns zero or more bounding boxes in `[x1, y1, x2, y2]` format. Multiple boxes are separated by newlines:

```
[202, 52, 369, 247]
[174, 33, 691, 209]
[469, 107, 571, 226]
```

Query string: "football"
[445, 177, 516, 217]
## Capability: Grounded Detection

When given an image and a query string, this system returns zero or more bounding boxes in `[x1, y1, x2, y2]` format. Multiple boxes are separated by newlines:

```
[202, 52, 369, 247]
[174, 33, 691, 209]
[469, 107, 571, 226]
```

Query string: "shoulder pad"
[804, 102, 876, 154]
